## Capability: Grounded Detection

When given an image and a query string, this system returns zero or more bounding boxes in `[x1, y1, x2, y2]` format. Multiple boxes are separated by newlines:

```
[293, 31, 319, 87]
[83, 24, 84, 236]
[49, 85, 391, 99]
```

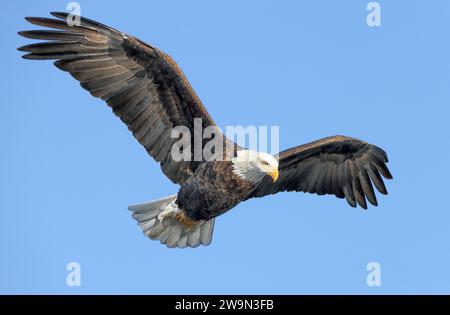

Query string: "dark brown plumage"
[177, 161, 254, 221]
[18, 13, 393, 248]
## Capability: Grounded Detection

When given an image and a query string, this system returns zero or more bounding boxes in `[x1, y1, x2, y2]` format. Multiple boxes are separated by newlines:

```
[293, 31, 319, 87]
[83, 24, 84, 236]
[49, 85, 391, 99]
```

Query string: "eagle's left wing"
[246, 136, 393, 209]
[18, 12, 227, 185]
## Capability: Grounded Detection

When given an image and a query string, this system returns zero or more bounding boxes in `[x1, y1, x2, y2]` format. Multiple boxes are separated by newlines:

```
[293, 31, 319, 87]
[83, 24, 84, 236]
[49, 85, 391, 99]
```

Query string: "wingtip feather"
[50, 11, 68, 18]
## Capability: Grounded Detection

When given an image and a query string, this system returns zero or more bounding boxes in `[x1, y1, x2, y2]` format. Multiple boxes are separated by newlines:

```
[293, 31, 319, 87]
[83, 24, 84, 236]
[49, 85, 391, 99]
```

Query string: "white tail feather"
[128, 195, 215, 248]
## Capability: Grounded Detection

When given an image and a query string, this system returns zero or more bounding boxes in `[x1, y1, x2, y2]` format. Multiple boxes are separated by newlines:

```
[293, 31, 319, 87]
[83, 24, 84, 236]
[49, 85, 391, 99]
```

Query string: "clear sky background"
[1, 0, 450, 294]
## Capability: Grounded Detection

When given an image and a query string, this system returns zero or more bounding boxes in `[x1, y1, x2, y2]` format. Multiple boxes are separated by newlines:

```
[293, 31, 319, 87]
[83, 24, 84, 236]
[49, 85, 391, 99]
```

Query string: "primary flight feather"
[18, 12, 393, 248]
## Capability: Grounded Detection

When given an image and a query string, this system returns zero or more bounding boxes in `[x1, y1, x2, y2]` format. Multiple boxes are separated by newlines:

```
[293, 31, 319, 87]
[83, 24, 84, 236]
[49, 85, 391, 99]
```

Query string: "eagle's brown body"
[177, 161, 254, 221]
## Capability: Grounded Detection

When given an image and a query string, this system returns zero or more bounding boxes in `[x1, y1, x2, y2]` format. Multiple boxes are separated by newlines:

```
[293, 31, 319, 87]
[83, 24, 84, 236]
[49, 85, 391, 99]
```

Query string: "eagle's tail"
[128, 195, 215, 248]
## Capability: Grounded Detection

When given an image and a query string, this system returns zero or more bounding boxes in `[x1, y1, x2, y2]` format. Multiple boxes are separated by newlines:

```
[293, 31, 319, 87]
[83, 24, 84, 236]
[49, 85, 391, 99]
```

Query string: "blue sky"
[1, 0, 450, 294]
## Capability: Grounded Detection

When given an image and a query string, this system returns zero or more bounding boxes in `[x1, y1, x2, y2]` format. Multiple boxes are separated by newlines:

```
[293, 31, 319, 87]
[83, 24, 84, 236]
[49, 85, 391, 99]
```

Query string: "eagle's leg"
[176, 211, 197, 229]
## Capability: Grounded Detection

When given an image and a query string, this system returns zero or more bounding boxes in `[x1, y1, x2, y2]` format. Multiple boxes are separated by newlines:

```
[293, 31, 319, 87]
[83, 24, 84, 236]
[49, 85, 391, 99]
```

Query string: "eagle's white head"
[231, 150, 279, 184]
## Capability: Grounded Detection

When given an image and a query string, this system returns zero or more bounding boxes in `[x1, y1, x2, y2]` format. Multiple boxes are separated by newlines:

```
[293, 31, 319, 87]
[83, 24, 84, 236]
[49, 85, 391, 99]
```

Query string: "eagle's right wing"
[246, 136, 393, 209]
[18, 12, 225, 184]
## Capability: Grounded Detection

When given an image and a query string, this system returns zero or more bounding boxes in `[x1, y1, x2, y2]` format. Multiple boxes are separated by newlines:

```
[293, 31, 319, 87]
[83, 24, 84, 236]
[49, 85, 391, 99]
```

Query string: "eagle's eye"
[260, 160, 270, 166]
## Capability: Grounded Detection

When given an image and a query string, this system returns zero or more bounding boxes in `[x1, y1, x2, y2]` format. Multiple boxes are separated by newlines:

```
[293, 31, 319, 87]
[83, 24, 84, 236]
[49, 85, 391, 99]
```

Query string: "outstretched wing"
[247, 136, 393, 209]
[18, 12, 222, 184]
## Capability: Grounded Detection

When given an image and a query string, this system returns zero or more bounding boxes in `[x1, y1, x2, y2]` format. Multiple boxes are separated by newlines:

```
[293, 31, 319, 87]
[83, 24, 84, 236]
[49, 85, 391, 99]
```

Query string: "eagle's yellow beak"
[268, 169, 279, 182]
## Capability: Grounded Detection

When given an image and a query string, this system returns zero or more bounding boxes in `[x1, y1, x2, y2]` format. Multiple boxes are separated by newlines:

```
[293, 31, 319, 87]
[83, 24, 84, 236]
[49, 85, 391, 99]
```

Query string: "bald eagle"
[18, 13, 392, 248]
